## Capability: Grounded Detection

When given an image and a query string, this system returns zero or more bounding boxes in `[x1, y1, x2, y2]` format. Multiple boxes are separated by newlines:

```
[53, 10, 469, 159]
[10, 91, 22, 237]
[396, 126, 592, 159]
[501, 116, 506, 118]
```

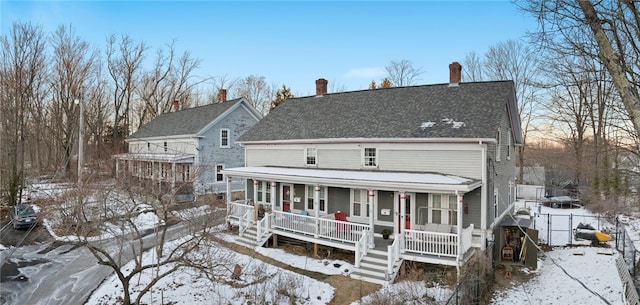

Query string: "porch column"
[400, 191, 407, 234]
[226, 176, 232, 208]
[253, 179, 259, 221]
[171, 162, 176, 191]
[314, 184, 320, 238]
[368, 189, 375, 248]
[115, 159, 120, 179]
[270, 181, 276, 212]
[456, 191, 464, 278]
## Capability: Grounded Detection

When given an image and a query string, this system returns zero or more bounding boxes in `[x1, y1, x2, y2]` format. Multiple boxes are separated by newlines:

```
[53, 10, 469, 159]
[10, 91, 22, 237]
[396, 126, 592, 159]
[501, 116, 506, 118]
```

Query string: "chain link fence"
[616, 217, 638, 277]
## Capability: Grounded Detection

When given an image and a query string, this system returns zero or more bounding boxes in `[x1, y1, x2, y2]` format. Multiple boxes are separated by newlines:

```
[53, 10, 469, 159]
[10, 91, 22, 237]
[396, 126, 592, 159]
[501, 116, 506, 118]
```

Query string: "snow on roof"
[226, 166, 470, 184]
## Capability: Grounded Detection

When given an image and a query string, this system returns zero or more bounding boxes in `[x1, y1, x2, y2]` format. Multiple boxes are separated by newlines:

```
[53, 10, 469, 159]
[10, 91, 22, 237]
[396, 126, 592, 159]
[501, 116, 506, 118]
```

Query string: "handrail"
[239, 210, 252, 237]
[256, 213, 272, 243]
[387, 234, 401, 277]
[355, 229, 369, 268]
[459, 224, 474, 258]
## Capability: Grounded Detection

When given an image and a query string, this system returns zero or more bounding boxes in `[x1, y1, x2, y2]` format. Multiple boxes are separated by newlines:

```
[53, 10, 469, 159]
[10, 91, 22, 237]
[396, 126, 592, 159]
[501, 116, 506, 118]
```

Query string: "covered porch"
[114, 153, 195, 196]
[222, 166, 482, 280]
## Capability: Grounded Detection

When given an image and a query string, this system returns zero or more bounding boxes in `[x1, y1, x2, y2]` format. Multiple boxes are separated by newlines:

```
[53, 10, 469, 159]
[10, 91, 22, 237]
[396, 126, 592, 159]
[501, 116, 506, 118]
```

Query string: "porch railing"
[228, 200, 254, 221]
[239, 210, 253, 237]
[459, 224, 474, 257]
[318, 217, 370, 243]
[272, 210, 317, 236]
[387, 234, 402, 278]
[256, 213, 272, 244]
[404, 224, 474, 258]
[271, 210, 371, 244]
[355, 229, 370, 268]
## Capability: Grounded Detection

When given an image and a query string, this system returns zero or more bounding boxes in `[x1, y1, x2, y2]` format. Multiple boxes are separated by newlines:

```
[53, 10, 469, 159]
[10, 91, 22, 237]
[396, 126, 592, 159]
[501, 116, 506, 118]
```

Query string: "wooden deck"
[227, 201, 475, 267]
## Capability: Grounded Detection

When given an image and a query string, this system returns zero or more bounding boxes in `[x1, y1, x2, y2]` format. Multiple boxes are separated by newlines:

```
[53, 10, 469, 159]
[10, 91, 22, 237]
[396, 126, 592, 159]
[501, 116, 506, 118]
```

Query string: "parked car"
[10, 204, 39, 229]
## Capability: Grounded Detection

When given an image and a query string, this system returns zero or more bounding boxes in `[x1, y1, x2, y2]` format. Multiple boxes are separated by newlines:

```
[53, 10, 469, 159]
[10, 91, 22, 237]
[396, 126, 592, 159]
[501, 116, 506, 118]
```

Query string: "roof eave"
[238, 137, 497, 145]
[222, 168, 482, 193]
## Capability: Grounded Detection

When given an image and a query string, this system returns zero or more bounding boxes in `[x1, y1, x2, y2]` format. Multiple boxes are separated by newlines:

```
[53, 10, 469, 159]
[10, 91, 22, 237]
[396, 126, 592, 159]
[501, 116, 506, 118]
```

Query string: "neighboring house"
[114, 91, 262, 201]
[222, 62, 523, 284]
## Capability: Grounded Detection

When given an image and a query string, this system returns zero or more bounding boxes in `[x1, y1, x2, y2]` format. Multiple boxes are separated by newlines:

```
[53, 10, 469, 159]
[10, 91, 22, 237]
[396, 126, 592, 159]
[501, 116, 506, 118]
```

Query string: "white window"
[429, 194, 458, 225]
[163, 141, 167, 152]
[220, 128, 230, 148]
[351, 189, 371, 217]
[181, 164, 191, 181]
[216, 164, 224, 182]
[256, 181, 272, 204]
[161, 163, 168, 179]
[147, 142, 151, 151]
[146, 162, 153, 177]
[306, 185, 327, 213]
[496, 128, 502, 162]
[363, 148, 377, 167]
[305, 147, 317, 166]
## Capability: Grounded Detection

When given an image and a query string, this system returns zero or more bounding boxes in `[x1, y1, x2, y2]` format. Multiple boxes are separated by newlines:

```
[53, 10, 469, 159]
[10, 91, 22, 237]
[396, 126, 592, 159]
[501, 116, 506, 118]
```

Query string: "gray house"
[115, 93, 261, 200]
[222, 62, 523, 284]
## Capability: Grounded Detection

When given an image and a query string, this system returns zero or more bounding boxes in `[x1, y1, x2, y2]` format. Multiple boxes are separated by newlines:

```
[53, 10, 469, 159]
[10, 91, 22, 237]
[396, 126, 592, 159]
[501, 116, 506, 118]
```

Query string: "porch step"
[235, 227, 259, 249]
[351, 250, 401, 285]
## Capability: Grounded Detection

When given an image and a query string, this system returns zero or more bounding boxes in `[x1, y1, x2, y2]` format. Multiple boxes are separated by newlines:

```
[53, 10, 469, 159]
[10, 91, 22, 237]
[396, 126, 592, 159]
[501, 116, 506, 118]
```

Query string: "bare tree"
[384, 59, 424, 87]
[106, 34, 147, 154]
[462, 40, 542, 182]
[133, 41, 203, 129]
[462, 51, 484, 82]
[519, 0, 640, 137]
[233, 75, 275, 115]
[205, 74, 239, 104]
[49, 24, 98, 178]
[0, 22, 47, 205]
[51, 166, 224, 305]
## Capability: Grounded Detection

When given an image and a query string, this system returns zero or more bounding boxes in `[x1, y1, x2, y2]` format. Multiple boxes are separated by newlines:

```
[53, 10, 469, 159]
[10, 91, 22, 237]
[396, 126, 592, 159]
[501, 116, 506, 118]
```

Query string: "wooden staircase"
[350, 248, 401, 285]
[234, 226, 270, 249]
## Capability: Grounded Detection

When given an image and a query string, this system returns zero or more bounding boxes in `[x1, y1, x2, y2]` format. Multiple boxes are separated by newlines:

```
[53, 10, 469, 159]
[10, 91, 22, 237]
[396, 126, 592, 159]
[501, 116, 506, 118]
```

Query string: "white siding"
[244, 142, 483, 178]
[319, 149, 361, 169]
[379, 150, 481, 179]
[247, 148, 304, 167]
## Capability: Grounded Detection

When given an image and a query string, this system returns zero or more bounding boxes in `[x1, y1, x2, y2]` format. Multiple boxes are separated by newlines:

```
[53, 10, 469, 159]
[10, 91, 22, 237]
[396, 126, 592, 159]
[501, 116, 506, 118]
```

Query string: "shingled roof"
[129, 98, 245, 139]
[238, 81, 521, 143]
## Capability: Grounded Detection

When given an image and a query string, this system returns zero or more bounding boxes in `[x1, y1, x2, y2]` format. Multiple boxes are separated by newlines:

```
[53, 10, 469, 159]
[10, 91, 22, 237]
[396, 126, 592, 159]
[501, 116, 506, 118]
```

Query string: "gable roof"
[129, 98, 260, 140]
[238, 81, 522, 143]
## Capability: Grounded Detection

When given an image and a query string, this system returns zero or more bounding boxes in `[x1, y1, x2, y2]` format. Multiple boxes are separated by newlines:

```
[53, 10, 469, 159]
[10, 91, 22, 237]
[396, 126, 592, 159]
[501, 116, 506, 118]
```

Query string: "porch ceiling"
[223, 166, 481, 193]
[114, 153, 195, 163]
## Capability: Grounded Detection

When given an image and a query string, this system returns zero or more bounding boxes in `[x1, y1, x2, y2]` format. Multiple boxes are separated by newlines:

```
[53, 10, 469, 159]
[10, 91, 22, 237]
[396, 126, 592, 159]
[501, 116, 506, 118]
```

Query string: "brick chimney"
[315, 78, 328, 97]
[218, 89, 227, 102]
[449, 62, 462, 87]
[173, 100, 179, 111]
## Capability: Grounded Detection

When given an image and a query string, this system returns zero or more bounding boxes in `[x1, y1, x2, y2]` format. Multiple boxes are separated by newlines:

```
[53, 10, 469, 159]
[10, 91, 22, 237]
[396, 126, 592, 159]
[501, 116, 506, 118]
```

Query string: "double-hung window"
[216, 164, 224, 182]
[351, 189, 370, 217]
[306, 147, 317, 166]
[256, 181, 272, 204]
[306, 185, 326, 212]
[429, 194, 458, 225]
[220, 128, 230, 148]
[363, 148, 377, 167]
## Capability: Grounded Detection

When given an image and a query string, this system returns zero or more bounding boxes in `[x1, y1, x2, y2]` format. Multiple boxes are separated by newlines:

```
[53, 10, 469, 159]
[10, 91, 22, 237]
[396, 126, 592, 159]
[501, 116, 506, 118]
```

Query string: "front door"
[281, 184, 293, 211]
[395, 192, 413, 233]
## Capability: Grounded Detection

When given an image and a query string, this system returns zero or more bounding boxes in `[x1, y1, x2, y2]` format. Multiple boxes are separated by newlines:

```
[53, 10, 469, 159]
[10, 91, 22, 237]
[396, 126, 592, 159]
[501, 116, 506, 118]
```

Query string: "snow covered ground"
[4, 183, 639, 304]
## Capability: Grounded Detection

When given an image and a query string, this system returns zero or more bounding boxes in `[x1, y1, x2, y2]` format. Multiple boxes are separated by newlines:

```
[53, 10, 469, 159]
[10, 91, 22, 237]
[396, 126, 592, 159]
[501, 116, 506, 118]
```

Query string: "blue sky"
[1, 1, 537, 96]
